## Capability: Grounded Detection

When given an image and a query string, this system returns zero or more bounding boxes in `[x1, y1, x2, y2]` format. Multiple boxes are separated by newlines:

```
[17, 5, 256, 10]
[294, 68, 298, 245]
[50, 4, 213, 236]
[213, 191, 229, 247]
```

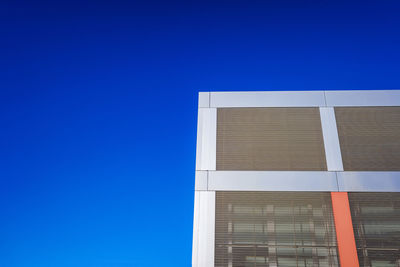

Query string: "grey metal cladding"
[335, 106, 400, 171]
[216, 107, 327, 171]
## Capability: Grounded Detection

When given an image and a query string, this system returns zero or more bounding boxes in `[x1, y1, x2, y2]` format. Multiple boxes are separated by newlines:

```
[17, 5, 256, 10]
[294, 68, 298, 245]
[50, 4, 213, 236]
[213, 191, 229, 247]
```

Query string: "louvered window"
[335, 107, 400, 171]
[349, 193, 400, 267]
[216, 108, 327, 171]
[215, 192, 339, 267]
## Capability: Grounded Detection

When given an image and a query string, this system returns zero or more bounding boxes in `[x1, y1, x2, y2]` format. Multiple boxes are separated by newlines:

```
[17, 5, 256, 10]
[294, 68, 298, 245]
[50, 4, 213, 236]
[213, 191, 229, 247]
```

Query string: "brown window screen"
[216, 108, 327, 171]
[349, 193, 400, 267]
[215, 192, 339, 267]
[335, 107, 400, 171]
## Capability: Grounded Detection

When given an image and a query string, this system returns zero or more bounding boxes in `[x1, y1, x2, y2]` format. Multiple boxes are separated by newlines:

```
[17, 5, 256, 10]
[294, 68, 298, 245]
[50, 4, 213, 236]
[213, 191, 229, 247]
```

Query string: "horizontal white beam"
[210, 91, 326, 107]
[208, 171, 339, 191]
[205, 90, 400, 108]
[337, 172, 400, 192]
[325, 90, 400, 107]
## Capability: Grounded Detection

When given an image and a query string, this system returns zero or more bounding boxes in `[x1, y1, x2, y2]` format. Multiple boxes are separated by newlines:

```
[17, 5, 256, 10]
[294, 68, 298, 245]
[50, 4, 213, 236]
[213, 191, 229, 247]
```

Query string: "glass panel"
[349, 192, 400, 267]
[215, 192, 339, 267]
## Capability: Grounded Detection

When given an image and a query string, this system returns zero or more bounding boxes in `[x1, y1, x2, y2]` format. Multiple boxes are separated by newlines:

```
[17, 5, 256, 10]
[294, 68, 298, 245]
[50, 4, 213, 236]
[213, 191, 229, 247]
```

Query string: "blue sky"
[1, 0, 400, 266]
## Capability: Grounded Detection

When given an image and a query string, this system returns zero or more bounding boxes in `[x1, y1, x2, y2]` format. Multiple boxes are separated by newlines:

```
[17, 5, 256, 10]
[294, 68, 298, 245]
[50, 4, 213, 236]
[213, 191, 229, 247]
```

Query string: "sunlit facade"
[193, 90, 400, 267]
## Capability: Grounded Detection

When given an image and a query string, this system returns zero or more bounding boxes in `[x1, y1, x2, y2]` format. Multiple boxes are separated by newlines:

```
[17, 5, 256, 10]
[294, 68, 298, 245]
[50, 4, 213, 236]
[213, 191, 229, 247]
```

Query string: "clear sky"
[1, 0, 400, 266]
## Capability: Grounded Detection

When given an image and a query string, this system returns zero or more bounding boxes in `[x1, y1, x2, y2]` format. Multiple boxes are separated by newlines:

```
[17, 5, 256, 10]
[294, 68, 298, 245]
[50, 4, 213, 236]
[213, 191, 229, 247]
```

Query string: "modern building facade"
[192, 90, 400, 267]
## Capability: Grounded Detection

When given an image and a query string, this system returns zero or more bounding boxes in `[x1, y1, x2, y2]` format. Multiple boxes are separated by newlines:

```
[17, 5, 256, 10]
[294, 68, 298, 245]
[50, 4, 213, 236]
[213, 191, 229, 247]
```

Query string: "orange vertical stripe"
[331, 192, 359, 267]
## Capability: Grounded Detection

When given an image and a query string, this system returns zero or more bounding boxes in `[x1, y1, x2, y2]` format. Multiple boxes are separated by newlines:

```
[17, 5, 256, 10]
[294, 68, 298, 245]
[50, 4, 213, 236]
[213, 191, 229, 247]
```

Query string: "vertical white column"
[194, 92, 216, 266]
[319, 107, 344, 171]
[192, 191, 216, 267]
[195, 108, 217, 171]
[192, 192, 200, 266]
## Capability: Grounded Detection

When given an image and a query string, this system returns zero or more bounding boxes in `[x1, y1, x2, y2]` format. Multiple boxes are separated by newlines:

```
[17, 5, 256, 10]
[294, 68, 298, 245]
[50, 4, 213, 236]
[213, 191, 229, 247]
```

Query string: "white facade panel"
[325, 90, 400, 107]
[192, 192, 200, 267]
[210, 91, 326, 107]
[319, 107, 344, 171]
[198, 92, 210, 108]
[337, 172, 400, 192]
[195, 171, 208, 191]
[192, 191, 215, 267]
[208, 171, 339, 191]
[196, 108, 216, 170]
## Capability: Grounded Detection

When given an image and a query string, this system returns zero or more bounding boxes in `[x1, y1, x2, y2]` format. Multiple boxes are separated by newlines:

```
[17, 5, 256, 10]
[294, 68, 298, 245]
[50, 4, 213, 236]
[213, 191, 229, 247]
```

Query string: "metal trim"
[319, 107, 344, 171]
[196, 108, 217, 170]
[337, 172, 400, 192]
[208, 171, 339, 191]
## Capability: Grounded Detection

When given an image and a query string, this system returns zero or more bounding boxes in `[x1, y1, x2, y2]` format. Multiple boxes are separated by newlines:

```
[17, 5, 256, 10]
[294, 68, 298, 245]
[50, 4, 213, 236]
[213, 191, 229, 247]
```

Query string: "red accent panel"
[331, 192, 359, 267]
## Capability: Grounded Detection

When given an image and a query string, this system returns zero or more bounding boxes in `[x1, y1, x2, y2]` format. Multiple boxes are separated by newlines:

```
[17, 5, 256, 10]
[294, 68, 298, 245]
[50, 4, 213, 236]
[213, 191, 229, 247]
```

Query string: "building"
[192, 90, 400, 267]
